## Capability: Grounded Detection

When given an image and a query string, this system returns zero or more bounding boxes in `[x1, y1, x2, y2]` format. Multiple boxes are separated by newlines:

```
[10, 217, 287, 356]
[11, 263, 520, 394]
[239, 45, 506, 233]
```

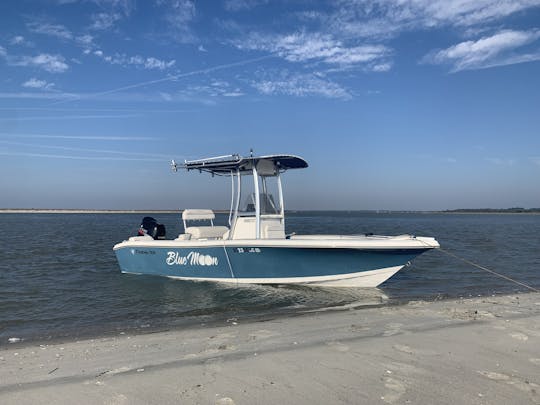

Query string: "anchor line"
[437, 247, 539, 293]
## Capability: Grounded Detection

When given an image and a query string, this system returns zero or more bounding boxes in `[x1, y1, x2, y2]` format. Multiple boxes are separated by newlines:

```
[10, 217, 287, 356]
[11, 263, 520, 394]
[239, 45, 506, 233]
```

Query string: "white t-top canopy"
[175, 154, 308, 176]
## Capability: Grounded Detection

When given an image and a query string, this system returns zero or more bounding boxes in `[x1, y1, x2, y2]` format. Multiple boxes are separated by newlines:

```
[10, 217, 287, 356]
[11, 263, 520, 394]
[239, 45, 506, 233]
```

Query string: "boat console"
[171, 154, 307, 241]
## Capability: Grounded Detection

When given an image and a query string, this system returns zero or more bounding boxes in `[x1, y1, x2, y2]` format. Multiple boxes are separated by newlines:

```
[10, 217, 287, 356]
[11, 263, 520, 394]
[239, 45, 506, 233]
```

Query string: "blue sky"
[1, 0, 539, 210]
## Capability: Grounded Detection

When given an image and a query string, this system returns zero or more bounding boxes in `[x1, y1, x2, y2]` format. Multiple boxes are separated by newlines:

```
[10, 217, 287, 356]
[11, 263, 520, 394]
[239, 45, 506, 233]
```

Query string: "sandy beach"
[1, 293, 539, 404]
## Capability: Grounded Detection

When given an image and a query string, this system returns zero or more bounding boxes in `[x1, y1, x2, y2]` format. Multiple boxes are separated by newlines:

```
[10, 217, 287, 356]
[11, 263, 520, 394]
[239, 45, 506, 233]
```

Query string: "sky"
[0, 0, 539, 211]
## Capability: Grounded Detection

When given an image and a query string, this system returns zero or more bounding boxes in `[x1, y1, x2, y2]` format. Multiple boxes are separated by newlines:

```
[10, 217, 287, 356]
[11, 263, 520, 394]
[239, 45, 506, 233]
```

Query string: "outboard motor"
[155, 223, 166, 239]
[138, 217, 166, 239]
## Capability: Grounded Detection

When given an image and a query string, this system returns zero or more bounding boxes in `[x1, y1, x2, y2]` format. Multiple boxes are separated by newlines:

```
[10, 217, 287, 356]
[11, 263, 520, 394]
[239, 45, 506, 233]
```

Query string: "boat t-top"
[113, 153, 439, 287]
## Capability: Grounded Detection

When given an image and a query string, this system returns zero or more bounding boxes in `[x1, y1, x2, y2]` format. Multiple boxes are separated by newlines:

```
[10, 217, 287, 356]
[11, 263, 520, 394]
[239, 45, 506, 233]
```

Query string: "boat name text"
[166, 251, 219, 266]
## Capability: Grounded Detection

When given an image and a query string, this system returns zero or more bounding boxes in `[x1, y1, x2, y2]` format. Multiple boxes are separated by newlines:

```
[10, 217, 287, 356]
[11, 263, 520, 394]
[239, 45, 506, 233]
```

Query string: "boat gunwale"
[113, 235, 439, 250]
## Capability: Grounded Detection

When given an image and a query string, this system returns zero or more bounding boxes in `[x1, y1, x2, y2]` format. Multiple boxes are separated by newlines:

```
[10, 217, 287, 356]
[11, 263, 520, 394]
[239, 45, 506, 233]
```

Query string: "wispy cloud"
[163, 0, 195, 25]
[251, 70, 351, 100]
[76, 34, 94, 46]
[0, 151, 165, 162]
[98, 52, 176, 70]
[423, 29, 540, 71]
[143, 57, 175, 70]
[160, 79, 245, 103]
[22, 78, 55, 90]
[27, 20, 73, 40]
[325, 0, 540, 39]
[0, 140, 170, 158]
[0, 107, 196, 113]
[25, 15, 97, 50]
[0, 114, 138, 122]
[88, 0, 134, 30]
[157, 0, 197, 43]
[0, 133, 157, 141]
[224, 0, 268, 12]
[8, 53, 69, 73]
[90, 12, 123, 30]
[235, 31, 391, 71]
[370, 62, 392, 72]
[10, 35, 32, 46]
[11, 35, 24, 45]
[92, 0, 135, 15]
[485, 157, 516, 166]
[48, 54, 272, 105]
[0, 46, 6, 57]
[530, 157, 540, 166]
[421, 0, 540, 27]
[0, 92, 79, 100]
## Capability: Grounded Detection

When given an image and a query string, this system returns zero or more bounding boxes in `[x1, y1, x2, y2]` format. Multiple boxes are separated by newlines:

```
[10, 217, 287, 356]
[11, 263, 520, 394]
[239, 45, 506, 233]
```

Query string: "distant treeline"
[444, 208, 540, 213]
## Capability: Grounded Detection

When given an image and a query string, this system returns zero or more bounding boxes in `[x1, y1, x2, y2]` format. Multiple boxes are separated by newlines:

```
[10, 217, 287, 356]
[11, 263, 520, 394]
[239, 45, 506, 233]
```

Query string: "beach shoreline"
[1, 292, 539, 404]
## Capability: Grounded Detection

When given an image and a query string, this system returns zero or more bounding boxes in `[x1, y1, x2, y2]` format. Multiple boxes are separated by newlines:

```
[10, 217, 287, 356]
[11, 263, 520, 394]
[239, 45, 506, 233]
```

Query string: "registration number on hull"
[234, 247, 261, 253]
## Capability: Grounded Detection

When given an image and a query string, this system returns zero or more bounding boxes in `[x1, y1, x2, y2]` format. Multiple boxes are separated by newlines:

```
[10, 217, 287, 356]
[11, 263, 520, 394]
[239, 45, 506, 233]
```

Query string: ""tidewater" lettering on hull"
[166, 251, 219, 266]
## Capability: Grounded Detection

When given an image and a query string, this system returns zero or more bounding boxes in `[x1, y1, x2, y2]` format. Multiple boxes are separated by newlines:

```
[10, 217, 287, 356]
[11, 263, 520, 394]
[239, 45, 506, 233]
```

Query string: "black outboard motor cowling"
[138, 216, 166, 239]
[155, 223, 166, 239]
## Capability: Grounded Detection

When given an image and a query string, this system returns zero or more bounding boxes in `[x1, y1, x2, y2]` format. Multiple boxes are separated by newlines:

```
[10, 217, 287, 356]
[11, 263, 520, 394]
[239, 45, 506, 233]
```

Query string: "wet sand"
[1, 293, 539, 404]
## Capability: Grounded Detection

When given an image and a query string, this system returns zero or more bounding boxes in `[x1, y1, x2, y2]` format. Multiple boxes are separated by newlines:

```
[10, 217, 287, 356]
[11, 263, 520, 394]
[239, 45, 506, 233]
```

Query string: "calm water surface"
[1, 212, 539, 344]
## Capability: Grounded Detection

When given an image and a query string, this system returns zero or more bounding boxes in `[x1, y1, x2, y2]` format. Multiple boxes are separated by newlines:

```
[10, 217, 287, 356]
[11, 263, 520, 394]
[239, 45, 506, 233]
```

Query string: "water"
[1, 212, 539, 344]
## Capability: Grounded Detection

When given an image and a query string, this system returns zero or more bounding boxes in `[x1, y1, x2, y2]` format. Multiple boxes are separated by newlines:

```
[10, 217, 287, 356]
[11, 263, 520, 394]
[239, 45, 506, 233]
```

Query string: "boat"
[113, 153, 440, 287]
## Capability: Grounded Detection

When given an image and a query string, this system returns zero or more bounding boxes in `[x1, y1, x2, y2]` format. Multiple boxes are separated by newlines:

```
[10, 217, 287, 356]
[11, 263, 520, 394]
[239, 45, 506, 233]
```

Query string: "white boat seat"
[182, 209, 215, 221]
[185, 226, 229, 240]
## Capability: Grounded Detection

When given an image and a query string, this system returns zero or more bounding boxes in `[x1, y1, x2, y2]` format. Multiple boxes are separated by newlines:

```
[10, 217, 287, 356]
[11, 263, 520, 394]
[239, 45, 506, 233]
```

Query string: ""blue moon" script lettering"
[166, 251, 219, 266]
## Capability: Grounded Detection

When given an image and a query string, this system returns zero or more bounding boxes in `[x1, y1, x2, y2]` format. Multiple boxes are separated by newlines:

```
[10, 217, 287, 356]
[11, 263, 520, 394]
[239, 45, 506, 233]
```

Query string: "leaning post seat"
[182, 209, 215, 227]
[184, 226, 229, 240]
[181, 209, 229, 240]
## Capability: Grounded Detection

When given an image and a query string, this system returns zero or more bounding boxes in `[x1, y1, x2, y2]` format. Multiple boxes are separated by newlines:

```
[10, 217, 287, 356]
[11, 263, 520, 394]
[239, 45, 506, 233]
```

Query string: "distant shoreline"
[0, 209, 184, 214]
[1, 208, 539, 214]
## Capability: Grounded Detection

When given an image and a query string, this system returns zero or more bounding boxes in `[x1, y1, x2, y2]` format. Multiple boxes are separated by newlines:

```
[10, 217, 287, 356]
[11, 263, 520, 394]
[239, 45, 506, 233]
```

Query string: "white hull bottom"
[122, 265, 405, 288]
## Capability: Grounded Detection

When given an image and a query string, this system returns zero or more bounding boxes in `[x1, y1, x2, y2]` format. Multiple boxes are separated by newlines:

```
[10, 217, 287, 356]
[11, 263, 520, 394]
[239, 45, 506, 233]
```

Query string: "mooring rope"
[437, 247, 539, 293]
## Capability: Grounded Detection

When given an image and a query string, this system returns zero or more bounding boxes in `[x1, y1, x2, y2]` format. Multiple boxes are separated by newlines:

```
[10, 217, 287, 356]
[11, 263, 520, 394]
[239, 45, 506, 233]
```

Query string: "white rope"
[438, 247, 539, 293]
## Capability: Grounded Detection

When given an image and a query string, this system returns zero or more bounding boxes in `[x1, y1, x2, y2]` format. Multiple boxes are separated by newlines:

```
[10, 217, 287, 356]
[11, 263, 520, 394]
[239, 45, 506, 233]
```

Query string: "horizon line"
[1, 208, 539, 214]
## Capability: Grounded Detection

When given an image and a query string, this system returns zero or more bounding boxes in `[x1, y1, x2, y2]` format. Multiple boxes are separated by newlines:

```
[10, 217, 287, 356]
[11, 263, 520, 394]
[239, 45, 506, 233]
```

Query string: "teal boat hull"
[114, 243, 430, 287]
